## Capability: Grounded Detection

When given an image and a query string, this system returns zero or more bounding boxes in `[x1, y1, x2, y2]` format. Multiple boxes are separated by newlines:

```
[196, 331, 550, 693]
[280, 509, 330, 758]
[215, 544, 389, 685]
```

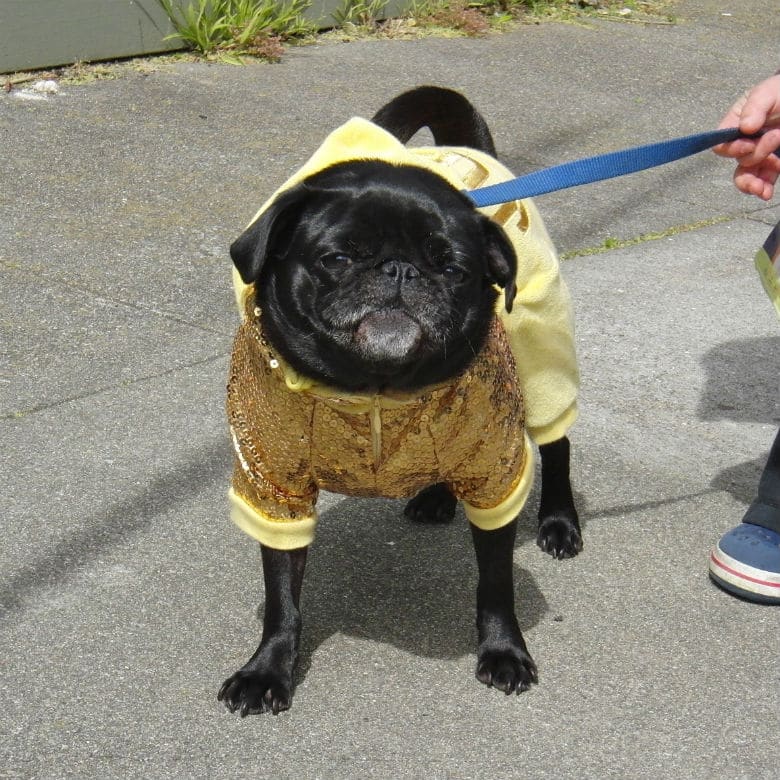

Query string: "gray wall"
[1, 1, 181, 73]
[0, 0, 389, 74]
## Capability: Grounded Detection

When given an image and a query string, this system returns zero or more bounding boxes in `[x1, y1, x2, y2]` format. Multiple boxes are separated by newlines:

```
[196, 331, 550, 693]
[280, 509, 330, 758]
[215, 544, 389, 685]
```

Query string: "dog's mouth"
[353, 310, 423, 365]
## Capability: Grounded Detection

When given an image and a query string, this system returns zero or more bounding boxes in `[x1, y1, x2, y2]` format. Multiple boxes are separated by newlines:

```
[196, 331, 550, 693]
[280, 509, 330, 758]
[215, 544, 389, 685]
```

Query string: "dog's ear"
[482, 219, 517, 313]
[230, 184, 311, 284]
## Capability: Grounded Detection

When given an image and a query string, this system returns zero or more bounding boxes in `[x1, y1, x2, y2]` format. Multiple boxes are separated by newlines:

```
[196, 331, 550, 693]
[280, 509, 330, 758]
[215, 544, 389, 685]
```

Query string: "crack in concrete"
[2, 351, 229, 421]
[562, 207, 778, 260]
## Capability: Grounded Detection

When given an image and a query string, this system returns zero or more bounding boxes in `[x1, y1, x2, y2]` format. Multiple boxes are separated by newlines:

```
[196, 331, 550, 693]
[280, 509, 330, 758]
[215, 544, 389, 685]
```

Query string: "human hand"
[714, 74, 780, 200]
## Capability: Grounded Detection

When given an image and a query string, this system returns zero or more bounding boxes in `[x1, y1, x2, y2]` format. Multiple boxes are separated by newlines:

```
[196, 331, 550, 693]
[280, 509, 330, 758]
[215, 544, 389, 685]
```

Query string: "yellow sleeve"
[496, 197, 579, 445]
[228, 487, 317, 550]
[462, 434, 536, 531]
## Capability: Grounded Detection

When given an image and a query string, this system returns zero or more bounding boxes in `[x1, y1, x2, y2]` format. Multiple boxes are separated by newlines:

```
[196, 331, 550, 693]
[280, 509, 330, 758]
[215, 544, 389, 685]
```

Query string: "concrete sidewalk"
[1, 1, 779, 778]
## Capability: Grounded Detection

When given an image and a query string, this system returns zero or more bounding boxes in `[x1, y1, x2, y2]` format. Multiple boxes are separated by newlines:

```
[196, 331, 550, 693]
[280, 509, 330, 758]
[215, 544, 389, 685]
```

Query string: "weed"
[561, 215, 733, 260]
[332, 0, 389, 28]
[406, 1, 494, 35]
[157, 0, 315, 59]
[148, 0, 675, 62]
[403, 0, 673, 39]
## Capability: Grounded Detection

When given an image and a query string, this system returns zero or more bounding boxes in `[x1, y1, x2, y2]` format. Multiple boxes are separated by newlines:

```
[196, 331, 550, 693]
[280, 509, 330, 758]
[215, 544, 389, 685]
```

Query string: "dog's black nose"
[381, 259, 420, 282]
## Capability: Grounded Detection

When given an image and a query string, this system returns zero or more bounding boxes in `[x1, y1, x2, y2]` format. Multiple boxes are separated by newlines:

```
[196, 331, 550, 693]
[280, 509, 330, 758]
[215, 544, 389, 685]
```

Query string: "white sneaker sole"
[709, 547, 780, 602]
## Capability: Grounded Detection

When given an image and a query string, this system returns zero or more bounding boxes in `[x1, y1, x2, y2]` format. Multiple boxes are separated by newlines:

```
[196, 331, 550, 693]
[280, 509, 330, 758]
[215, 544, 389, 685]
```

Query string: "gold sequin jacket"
[228, 118, 579, 550]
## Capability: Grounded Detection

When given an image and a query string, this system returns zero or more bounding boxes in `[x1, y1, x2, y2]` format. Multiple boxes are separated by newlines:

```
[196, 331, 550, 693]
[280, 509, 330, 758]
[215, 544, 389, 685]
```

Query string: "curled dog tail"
[371, 86, 497, 157]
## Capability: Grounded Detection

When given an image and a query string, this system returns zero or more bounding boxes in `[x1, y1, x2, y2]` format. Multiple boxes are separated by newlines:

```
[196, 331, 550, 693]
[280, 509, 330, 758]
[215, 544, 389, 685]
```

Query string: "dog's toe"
[476, 648, 538, 695]
[537, 513, 583, 559]
[218, 671, 293, 716]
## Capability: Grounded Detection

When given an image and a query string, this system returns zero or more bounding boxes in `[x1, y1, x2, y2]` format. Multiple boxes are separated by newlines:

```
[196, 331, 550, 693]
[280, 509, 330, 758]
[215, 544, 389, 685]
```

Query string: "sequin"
[226, 300, 527, 522]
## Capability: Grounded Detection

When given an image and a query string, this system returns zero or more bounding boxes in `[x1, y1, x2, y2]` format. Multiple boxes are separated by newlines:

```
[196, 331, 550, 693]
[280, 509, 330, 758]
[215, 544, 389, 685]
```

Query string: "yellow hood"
[230, 116, 579, 445]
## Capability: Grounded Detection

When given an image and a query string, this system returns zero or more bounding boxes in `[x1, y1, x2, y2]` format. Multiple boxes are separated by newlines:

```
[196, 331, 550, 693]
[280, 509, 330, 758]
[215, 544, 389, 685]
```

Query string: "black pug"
[218, 86, 582, 716]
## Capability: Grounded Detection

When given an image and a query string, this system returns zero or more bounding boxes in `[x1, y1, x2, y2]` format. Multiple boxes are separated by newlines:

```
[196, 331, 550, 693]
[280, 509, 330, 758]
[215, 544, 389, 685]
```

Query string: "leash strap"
[466, 127, 746, 207]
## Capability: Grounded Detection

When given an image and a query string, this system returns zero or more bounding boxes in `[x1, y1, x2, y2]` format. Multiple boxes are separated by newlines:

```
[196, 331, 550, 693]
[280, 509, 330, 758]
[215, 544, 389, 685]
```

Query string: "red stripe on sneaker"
[710, 553, 780, 589]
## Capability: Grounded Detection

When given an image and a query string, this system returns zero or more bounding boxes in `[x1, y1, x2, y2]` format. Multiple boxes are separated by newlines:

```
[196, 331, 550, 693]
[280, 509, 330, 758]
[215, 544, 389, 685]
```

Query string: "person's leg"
[709, 428, 780, 604]
[743, 426, 780, 533]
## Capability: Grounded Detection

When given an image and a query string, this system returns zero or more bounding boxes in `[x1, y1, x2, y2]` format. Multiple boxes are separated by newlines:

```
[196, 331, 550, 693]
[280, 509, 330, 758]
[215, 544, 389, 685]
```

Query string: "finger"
[747, 127, 780, 164]
[757, 180, 775, 201]
[738, 78, 780, 134]
[734, 164, 779, 200]
[714, 127, 780, 162]
[713, 136, 759, 159]
[718, 88, 750, 126]
[733, 170, 766, 198]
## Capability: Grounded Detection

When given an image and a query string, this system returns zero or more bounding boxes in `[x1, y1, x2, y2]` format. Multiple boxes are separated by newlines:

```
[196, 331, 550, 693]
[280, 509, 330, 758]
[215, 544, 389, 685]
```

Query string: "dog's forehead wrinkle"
[325, 221, 451, 266]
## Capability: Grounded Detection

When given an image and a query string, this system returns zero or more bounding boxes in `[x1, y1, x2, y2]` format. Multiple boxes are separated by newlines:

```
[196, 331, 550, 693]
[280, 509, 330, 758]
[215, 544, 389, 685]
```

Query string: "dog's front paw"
[404, 482, 457, 524]
[476, 645, 538, 695]
[218, 668, 293, 717]
[537, 513, 583, 560]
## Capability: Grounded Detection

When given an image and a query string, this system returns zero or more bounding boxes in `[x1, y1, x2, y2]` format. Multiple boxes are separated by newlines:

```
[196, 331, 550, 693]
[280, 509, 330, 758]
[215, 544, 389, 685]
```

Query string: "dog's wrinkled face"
[230, 160, 517, 392]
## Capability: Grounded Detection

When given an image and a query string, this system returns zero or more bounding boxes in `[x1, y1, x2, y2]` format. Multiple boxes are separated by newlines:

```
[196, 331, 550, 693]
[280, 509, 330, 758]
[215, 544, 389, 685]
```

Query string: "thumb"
[740, 93, 780, 135]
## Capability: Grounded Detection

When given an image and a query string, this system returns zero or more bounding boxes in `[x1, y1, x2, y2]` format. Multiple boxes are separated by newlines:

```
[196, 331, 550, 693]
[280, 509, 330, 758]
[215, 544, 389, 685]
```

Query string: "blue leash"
[465, 127, 747, 207]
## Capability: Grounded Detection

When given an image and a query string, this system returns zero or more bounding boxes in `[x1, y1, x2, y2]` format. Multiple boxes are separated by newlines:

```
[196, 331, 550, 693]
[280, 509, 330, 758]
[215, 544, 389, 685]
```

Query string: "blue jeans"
[743, 427, 780, 534]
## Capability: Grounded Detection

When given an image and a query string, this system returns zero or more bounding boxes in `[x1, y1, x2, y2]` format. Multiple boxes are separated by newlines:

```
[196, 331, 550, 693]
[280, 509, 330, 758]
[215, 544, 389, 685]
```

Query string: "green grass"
[157, 0, 316, 61]
[332, 0, 389, 28]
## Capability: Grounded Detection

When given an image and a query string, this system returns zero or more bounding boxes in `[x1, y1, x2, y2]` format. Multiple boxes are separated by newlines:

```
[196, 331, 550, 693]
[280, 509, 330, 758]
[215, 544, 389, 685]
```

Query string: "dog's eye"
[320, 253, 352, 271]
[442, 265, 468, 282]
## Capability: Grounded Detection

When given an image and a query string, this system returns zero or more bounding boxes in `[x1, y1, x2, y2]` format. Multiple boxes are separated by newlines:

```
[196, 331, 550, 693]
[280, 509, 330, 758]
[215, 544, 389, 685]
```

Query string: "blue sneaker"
[709, 523, 780, 604]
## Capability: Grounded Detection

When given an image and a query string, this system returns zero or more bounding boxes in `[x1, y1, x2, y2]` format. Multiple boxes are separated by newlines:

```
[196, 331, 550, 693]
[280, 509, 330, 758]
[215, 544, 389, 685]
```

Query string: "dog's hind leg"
[537, 436, 583, 559]
[470, 519, 538, 694]
[218, 545, 307, 716]
[403, 482, 457, 524]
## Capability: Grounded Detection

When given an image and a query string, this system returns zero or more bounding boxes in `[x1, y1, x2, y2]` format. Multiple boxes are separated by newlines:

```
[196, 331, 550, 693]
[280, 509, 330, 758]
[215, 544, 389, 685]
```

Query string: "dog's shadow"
[260, 494, 550, 683]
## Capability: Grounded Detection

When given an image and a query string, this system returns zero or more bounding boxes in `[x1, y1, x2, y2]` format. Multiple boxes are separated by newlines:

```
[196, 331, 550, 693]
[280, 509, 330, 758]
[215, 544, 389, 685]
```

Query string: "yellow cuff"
[527, 401, 578, 446]
[463, 434, 535, 531]
[228, 488, 316, 549]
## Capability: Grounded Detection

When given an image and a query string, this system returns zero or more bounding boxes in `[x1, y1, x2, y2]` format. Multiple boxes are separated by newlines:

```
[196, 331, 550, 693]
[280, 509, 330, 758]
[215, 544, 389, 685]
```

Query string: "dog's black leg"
[537, 436, 583, 559]
[471, 520, 538, 694]
[404, 482, 457, 524]
[218, 544, 307, 716]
